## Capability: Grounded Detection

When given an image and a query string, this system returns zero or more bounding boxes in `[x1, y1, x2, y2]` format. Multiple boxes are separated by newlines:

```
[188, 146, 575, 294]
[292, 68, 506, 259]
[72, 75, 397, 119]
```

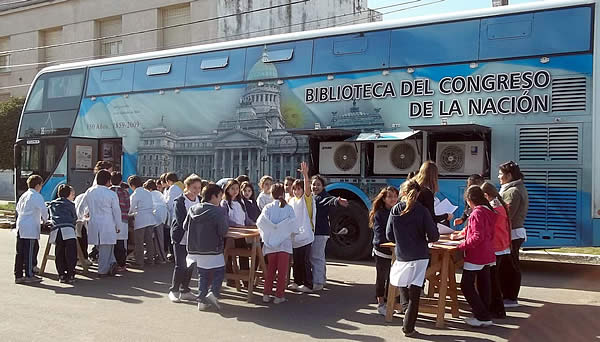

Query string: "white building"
[0, 0, 381, 100]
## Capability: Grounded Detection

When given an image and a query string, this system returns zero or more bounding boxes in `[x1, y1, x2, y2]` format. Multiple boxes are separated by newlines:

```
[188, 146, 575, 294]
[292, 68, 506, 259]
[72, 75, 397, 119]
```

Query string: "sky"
[369, 0, 544, 20]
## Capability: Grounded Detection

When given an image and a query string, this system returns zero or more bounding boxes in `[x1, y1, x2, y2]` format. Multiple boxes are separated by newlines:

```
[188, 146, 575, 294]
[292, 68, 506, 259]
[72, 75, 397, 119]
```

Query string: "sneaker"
[68, 275, 76, 283]
[197, 302, 211, 311]
[288, 282, 299, 291]
[377, 303, 387, 316]
[262, 295, 272, 303]
[23, 275, 43, 283]
[504, 299, 520, 308]
[116, 266, 127, 272]
[32, 266, 40, 275]
[109, 263, 118, 276]
[179, 291, 198, 301]
[464, 317, 493, 327]
[273, 297, 287, 304]
[168, 291, 181, 303]
[298, 285, 313, 293]
[206, 292, 221, 310]
[14, 277, 25, 284]
[403, 329, 419, 337]
[59, 277, 67, 284]
[312, 284, 324, 292]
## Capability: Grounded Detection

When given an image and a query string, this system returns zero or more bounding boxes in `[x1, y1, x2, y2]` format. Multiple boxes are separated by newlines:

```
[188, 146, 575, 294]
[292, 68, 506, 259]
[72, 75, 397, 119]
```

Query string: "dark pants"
[293, 243, 313, 288]
[32, 240, 39, 268]
[55, 230, 77, 279]
[78, 226, 88, 259]
[374, 254, 392, 299]
[399, 285, 422, 334]
[164, 225, 173, 255]
[170, 243, 193, 294]
[462, 266, 492, 321]
[14, 233, 36, 279]
[499, 238, 524, 301]
[490, 255, 510, 318]
[114, 240, 127, 267]
[198, 266, 225, 303]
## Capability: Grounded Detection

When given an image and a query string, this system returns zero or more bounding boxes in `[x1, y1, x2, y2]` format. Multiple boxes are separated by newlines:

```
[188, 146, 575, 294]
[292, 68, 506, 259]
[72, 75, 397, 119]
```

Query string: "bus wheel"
[327, 200, 371, 260]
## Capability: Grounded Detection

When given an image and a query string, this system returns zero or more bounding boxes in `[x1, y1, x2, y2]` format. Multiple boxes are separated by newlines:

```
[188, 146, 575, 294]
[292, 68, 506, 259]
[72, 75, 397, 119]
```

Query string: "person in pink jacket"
[481, 182, 512, 319]
[452, 185, 496, 327]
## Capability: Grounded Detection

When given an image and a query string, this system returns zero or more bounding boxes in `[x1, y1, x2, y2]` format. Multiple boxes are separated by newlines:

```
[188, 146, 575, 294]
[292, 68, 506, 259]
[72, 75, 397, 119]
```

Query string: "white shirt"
[151, 190, 168, 225]
[186, 254, 225, 269]
[258, 202, 298, 255]
[288, 195, 315, 248]
[76, 185, 121, 245]
[129, 188, 156, 229]
[223, 200, 246, 226]
[511, 228, 527, 241]
[257, 192, 273, 211]
[15, 188, 48, 239]
[165, 183, 184, 217]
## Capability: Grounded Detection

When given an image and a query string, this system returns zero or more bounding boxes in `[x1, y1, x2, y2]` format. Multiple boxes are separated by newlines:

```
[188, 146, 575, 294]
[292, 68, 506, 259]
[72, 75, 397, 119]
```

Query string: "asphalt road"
[0, 230, 599, 342]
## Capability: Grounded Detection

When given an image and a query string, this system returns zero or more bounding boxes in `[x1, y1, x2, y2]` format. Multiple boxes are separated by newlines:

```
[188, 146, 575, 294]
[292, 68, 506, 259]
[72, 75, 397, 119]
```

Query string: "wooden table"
[224, 226, 266, 302]
[382, 238, 462, 328]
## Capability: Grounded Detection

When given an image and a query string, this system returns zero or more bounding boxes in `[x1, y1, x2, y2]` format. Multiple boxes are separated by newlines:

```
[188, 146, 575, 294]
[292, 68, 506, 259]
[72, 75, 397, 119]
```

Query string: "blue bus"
[15, 0, 600, 259]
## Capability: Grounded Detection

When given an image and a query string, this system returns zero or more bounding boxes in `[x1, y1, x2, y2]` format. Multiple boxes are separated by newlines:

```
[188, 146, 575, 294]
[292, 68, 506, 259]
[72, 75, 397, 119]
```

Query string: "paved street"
[0, 230, 599, 342]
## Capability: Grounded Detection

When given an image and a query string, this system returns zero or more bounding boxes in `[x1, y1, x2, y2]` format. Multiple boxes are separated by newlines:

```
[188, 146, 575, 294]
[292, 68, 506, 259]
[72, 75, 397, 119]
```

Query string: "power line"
[0, 0, 311, 55]
[1, 0, 420, 71]
[0, 0, 443, 91]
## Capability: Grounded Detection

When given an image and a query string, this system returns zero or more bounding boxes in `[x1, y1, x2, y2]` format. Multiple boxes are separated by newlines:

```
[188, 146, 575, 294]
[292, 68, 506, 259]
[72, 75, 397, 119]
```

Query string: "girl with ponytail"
[386, 180, 439, 337]
[256, 183, 298, 304]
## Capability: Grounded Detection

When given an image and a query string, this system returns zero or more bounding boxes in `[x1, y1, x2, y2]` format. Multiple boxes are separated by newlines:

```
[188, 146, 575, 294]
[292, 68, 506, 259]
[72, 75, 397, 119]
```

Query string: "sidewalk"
[521, 250, 600, 265]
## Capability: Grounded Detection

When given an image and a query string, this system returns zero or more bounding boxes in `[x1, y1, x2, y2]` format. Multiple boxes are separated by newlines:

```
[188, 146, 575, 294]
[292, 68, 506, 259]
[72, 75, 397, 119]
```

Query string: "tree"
[0, 97, 24, 169]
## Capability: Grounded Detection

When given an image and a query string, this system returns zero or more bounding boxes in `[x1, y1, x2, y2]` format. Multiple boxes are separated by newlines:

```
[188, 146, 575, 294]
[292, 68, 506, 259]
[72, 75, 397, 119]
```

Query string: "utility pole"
[492, 0, 509, 6]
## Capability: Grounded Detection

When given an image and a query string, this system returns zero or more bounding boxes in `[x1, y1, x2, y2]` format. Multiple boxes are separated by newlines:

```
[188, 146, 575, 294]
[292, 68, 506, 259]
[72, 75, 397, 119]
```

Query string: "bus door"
[67, 138, 123, 194]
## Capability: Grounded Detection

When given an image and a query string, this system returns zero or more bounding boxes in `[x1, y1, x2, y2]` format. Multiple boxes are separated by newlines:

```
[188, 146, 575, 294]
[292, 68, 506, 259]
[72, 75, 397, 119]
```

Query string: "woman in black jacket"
[240, 181, 260, 224]
[386, 180, 439, 337]
[413, 161, 453, 224]
[369, 186, 399, 315]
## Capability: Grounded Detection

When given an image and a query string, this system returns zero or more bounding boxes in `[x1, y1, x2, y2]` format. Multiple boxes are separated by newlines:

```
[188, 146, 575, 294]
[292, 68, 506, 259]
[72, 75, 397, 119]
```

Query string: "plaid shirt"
[110, 185, 130, 222]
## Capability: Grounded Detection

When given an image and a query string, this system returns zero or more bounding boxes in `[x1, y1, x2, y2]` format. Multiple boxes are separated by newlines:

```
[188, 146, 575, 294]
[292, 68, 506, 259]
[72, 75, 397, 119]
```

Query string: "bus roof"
[42, 0, 594, 73]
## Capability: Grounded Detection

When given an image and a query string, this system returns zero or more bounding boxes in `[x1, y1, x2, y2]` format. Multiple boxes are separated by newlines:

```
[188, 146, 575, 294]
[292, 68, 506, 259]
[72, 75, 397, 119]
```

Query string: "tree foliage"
[0, 97, 24, 169]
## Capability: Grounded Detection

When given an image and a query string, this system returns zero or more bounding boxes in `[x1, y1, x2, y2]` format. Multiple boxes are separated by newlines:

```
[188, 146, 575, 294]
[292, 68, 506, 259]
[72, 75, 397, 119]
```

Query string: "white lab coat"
[151, 190, 168, 225]
[288, 194, 316, 248]
[15, 188, 48, 239]
[76, 185, 121, 245]
[129, 188, 156, 229]
[165, 182, 184, 223]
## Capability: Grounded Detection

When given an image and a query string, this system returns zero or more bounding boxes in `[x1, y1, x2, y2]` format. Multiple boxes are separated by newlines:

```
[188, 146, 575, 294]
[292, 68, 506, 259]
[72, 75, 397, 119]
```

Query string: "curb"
[520, 250, 600, 265]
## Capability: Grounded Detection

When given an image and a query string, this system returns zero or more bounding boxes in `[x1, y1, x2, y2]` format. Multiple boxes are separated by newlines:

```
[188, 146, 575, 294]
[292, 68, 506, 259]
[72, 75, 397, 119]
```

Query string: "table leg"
[448, 260, 460, 318]
[436, 251, 450, 328]
[40, 237, 52, 275]
[247, 237, 258, 303]
[385, 283, 398, 323]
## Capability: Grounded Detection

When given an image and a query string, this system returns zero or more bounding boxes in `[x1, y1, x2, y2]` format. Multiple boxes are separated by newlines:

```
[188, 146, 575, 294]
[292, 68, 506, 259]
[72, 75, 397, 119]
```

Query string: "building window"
[142, 166, 146, 175]
[142, 155, 146, 160]
[161, 4, 190, 49]
[0, 37, 10, 73]
[41, 27, 62, 65]
[98, 17, 123, 57]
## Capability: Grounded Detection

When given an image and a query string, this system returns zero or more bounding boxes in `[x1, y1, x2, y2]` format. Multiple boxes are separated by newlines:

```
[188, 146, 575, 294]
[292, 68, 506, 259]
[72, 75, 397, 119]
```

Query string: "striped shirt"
[110, 185, 130, 223]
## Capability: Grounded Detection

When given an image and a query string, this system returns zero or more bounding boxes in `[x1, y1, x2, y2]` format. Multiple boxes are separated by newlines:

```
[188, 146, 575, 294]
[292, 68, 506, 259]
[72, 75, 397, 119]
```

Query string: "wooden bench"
[224, 226, 267, 302]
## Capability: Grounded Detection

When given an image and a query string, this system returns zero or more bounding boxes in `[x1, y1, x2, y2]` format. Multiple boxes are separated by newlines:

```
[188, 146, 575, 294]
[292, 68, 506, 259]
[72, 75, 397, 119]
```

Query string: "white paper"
[434, 198, 458, 216]
[436, 240, 461, 246]
[437, 223, 455, 235]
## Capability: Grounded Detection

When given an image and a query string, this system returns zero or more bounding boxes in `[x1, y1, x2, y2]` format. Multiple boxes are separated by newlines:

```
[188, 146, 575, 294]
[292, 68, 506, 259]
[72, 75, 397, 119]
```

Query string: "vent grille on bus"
[518, 126, 579, 162]
[551, 77, 587, 112]
[522, 169, 578, 241]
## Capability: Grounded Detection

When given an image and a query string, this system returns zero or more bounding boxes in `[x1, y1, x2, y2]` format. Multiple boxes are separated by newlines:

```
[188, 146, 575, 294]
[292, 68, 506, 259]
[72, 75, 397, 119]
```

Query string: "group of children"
[370, 160, 529, 336]
[13, 156, 529, 331]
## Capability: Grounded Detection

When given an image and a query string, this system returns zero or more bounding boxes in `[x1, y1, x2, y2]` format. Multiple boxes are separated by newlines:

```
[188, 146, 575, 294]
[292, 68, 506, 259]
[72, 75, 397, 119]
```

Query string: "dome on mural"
[247, 58, 278, 81]
[330, 101, 385, 132]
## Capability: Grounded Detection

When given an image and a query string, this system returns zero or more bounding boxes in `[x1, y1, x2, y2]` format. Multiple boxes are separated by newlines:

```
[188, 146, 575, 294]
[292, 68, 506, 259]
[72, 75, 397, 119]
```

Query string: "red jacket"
[458, 205, 496, 265]
[491, 199, 511, 253]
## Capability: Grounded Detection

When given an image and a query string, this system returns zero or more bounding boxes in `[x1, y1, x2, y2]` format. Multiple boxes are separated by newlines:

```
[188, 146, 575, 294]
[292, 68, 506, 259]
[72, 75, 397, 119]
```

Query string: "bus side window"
[25, 79, 44, 112]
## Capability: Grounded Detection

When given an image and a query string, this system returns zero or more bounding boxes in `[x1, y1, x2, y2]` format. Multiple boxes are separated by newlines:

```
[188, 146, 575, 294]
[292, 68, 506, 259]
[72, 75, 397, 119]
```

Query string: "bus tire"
[326, 200, 371, 260]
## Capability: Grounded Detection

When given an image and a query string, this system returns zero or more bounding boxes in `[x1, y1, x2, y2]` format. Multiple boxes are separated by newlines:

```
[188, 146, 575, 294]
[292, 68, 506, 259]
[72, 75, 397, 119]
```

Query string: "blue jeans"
[197, 266, 225, 303]
[311, 236, 329, 285]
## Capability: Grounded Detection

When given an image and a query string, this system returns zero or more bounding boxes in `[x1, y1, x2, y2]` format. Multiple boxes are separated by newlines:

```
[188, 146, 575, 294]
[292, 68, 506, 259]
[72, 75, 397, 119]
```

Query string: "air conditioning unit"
[436, 141, 485, 176]
[374, 140, 422, 175]
[319, 142, 360, 175]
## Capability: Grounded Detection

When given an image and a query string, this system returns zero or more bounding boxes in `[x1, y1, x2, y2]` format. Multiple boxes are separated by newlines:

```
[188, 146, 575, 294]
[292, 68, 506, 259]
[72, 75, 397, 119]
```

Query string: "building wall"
[0, 0, 380, 98]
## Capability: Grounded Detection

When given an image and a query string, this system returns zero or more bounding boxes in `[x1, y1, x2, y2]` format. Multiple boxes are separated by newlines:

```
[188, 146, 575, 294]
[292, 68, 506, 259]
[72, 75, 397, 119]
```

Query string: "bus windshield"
[19, 69, 85, 138]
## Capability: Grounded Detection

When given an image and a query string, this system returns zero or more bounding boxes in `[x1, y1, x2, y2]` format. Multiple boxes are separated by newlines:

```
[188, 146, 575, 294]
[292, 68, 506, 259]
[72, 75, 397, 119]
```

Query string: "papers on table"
[436, 240, 461, 246]
[437, 223, 455, 235]
[434, 198, 458, 216]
